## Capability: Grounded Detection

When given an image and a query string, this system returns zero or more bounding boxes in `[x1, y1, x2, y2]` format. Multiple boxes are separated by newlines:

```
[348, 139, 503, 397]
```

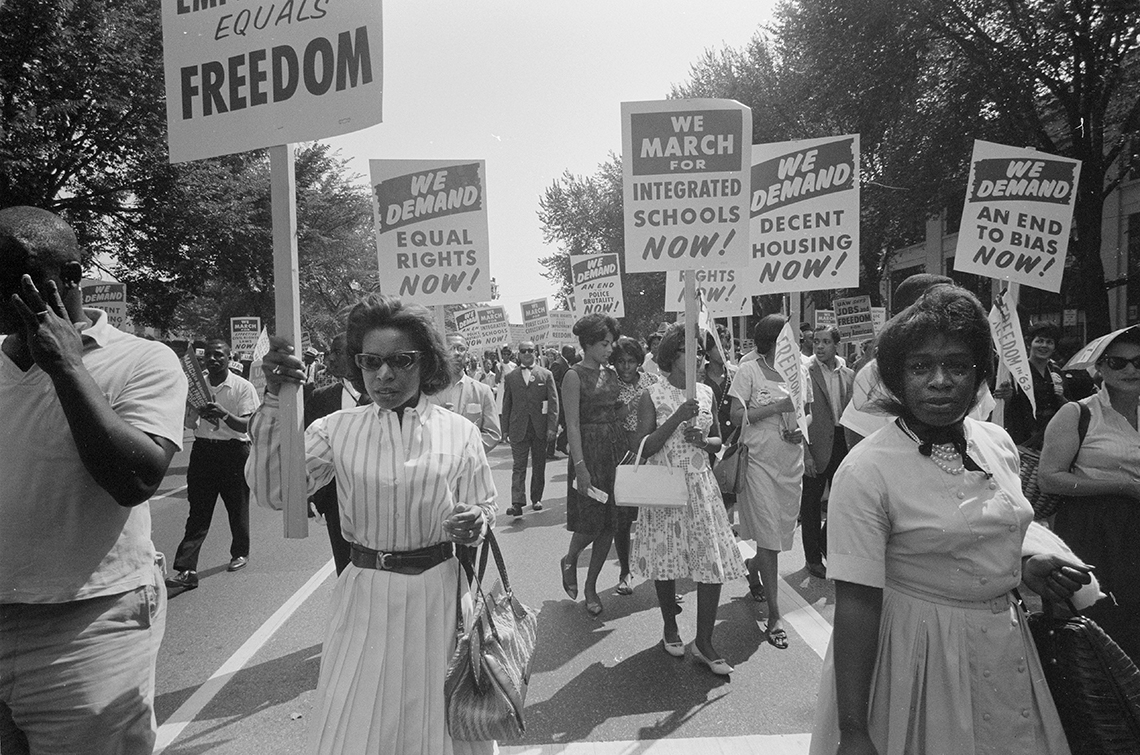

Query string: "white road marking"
[737, 542, 832, 660]
[500, 732, 812, 754]
[151, 484, 188, 502]
[153, 559, 336, 753]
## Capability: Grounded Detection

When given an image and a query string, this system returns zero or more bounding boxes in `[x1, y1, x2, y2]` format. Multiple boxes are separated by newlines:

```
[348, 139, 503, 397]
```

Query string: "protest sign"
[161, 0, 383, 163]
[774, 321, 809, 437]
[521, 298, 550, 343]
[230, 316, 261, 356]
[664, 268, 751, 317]
[81, 281, 128, 330]
[871, 307, 886, 334]
[509, 323, 528, 347]
[744, 135, 860, 295]
[621, 99, 752, 273]
[476, 305, 509, 349]
[549, 309, 575, 345]
[370, 159, 492, 306]
[834, 295, 875, 341]
[570, 253, 625, 317]
[454, 307, 482, 352]
[248, 327, 270, 396]
[953, 141, 1080, 293]
[180, 348, 213, 411]
[988, 287, 1036, 419]
[814, 309, 835, 327]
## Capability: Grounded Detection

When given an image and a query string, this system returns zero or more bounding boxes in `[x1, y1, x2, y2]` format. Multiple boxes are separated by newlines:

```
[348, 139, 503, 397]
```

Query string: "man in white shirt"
[167, 338, 260, 589]
[428, 334, 501, 454]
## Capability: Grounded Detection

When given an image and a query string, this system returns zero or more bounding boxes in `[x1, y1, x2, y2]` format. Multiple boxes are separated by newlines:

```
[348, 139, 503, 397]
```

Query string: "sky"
[325, 1, 779, 324]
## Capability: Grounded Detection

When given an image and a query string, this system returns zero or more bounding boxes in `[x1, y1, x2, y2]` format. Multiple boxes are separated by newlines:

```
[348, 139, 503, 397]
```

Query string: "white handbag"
[613, 435, 688, 509]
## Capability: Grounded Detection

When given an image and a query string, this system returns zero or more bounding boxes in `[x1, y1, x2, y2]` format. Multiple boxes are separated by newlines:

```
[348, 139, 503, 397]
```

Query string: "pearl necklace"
[897, 420, 987, 477]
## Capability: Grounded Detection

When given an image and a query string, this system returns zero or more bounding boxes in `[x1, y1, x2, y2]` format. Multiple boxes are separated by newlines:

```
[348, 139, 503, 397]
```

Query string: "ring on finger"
[33, 310, 49, 318]
[273, 366, 282, 375]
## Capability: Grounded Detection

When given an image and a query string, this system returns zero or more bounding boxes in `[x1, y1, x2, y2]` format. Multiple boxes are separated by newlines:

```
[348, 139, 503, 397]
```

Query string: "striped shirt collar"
[374, 392, 432, 426]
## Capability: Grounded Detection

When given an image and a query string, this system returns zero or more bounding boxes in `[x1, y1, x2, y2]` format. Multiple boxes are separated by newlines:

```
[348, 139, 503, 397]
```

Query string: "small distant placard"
[834, 295, 875, 341]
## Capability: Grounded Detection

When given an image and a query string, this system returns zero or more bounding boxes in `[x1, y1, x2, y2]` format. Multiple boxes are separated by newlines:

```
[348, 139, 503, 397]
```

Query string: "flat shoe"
[662, 638, 685, 658]
[806, 562, 827, 579]
[614, 576, 633, 596]
[765, 624, 790, 650]
[560, 556, 578, 600]
[585, 596, 603, 617]
[689, 642, 733, 675]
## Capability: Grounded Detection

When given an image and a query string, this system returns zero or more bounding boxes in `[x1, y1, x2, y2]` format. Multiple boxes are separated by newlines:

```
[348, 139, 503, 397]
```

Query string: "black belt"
[349, 543, 453, 574]
[195, 437, 250, 445]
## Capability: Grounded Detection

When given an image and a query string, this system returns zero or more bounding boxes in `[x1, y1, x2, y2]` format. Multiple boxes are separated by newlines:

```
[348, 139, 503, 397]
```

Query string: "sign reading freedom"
[161, 0, 384, 163]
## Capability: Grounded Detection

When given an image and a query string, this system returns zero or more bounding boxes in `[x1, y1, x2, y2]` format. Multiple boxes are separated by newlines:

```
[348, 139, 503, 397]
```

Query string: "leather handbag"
[444, 531, 538, 742]
[713, 425, 747, 505]
[614, 435, 688, 509]
[1027, 597, 1140, 754]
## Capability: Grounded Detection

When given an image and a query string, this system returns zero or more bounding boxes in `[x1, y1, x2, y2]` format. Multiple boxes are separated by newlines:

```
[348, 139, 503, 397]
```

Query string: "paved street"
[150, 431, 836, 754]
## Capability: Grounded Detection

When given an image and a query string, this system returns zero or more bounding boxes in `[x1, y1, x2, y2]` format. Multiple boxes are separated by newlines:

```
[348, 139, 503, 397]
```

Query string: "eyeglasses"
[354, 351, 422, 372]
[518, 348, 535, 354]
[904, 358, 976, 380]
[1101, 355, 1140, 371]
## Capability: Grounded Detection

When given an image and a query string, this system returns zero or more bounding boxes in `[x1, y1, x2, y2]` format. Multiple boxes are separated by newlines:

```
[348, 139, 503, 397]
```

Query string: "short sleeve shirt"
[0, 310, 187, 603]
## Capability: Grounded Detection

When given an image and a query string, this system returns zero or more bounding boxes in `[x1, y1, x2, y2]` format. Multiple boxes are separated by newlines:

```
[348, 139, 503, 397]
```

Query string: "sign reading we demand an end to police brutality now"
[161, 0, 383, 163]
[621, 100, 752, 273]
[570, 253, 624, 317]
[746, 135, 860, 294]
[954, 140, 1081, 293]
[370, 159, 492, 306]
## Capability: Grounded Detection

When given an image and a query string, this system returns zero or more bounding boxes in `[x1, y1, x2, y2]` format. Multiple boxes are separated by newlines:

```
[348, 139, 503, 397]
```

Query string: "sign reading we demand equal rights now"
[370, 160, 493, 306]
[161, 0, 383, 163]
[954, 141, 1080, 293]
[621, 99, 752, 274]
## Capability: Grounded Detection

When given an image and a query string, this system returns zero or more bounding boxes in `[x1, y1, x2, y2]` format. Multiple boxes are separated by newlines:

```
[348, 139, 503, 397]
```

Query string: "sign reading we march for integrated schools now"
[621, 99, 752, 274]
[664, 269, 751, 317]
[745, 135, 860, 294]
[370, 159, 492, 306]
[161, 0, 383, 163]
[570, 253, 624, 317]
[954, 141, 1080, 293]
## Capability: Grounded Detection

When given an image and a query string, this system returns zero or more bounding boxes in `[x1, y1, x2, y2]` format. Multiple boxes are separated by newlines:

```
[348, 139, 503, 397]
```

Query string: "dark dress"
[566, 363, 624, 536]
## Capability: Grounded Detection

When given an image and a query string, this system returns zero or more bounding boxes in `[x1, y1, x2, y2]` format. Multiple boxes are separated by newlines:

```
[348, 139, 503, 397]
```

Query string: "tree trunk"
[1070, 171, 1112, 338]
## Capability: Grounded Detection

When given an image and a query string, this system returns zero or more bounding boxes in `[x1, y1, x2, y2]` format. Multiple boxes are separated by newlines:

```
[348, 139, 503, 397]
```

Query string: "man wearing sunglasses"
[501, 340, 559, 517]
[426, 333, 500, 454]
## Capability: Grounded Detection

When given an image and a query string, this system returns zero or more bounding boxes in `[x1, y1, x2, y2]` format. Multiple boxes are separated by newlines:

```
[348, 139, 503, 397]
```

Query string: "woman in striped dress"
[248, 294, 497, 755]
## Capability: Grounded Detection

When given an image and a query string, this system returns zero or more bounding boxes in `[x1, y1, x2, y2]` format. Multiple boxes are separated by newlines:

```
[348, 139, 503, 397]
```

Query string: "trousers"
[174, 438, 250, 572]
[800, 431, 846, 565]
[511, 424, 548, 505]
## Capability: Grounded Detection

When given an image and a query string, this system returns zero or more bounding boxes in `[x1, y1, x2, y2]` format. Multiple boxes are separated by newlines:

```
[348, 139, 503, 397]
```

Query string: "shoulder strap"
[1077, 400, 1091, 446]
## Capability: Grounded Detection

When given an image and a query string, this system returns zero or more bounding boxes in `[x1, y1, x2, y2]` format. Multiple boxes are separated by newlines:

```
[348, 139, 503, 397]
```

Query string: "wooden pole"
[992, 281, 1020, 426]
[434, 305, 447, 336]
[684, 270, 697, 399]
[270, 144, 308, 539]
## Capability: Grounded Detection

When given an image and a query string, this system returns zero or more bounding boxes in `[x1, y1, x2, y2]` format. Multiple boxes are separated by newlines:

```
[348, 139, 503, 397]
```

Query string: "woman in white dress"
[633, 325, 745, 674]
[728, 314, 810, 650]
[810, 284, 1092, 755]
[248, 294, 497, 755]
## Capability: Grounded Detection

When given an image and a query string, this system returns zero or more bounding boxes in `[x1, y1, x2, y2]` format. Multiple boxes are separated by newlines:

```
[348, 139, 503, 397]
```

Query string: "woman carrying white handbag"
[630, 325, 746, 675]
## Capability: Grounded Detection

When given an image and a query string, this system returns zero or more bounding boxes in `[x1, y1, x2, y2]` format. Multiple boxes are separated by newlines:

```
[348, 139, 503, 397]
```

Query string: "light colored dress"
[632, 382, 746, 583]
[728, 358, 808, 551]
[809, 418, 1070, 755]
[247, 394, 497, 755]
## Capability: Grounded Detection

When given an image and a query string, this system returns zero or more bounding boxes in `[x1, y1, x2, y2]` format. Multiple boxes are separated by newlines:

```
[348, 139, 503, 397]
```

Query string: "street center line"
[153, 559, 336, 753]
[151, 483, 188, 502]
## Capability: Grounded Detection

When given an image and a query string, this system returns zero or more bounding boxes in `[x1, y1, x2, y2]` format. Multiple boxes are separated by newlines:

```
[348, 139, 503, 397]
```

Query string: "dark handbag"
[1027, 597, 1140, 754]
[713, 426, 747, 505]
[1019, 402, 1090, 520]
[444, 531, 538, 742]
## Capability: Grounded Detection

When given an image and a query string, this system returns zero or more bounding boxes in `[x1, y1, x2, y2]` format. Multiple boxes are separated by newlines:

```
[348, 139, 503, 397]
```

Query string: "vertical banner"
[476, 305, 509, 350]
[521, 298, 550, 343]
[773, 322, 809, 436]
[621, 99, 752, 273]
[570, 253, 625, 317]
[953, 140, 1080, 293]
[664, 269, 751, 316]
[744, 135, 860, 295]
[180, 348, 213, 410]
[161, 0, 383, 163]
[549, 309, 576, 345]
[989, 287, 1036, 418]
[230, 316, 261, 357]
[81, 281, 128, 330]
[370, 159, 492, 305]
[834, 295, 875, 341]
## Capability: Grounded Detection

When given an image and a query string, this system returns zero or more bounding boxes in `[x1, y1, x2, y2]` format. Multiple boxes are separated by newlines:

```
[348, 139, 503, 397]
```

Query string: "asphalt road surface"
[149, 430, 836, 754]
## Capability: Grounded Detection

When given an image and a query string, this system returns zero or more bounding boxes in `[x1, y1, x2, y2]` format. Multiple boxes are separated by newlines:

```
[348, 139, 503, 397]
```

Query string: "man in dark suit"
[801, 325, 855, 579]
[502, 340, 559, 517]
[548, 344, 574, 457]
[304, 333, 368, 575]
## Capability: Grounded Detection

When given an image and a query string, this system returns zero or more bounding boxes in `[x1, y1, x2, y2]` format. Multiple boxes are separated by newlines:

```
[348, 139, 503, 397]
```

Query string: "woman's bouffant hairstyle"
[752, 314, 787, 355]
[610, 335, 645, 366]
[344, 294, 452, 396]
[875, 283, 993, 416]
[573, 313, 620, 348]
[656, 324, 693, 373]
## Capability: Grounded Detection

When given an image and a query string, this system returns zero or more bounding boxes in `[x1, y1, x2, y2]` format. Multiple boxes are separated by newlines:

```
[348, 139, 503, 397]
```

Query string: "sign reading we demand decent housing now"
[370, 160, 493, 306]
[162, 0, 383, 163]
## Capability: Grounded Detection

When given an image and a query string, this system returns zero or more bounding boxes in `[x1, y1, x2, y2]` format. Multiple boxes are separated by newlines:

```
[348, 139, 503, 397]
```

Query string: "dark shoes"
[806, 562, 827, 579]
[166, 570, 198, 590]
[531, 501, 544, 511]
[228, 556, 248, 572]
[507, 505, 524, 517]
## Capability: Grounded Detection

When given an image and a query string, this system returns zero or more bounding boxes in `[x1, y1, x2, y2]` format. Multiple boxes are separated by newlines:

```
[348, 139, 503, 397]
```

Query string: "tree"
[538, 154, 668, 339]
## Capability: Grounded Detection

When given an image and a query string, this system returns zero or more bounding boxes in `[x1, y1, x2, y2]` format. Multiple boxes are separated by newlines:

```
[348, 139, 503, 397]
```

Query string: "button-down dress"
[248, 394, 497, 755]
[810, 418, 1070, 755]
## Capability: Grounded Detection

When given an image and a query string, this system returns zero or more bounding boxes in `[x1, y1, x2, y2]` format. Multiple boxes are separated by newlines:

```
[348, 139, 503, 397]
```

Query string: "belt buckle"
[377, 552, 395, 570]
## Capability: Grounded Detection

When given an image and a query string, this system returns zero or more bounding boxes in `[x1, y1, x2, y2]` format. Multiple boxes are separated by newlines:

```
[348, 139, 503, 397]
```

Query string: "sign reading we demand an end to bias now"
[621, 99, 752, 274]
[745, 135, 860, 294]
[370, 159, 492, 306]
[954, 141, 1081, 293]
[161, 0, 383, 163]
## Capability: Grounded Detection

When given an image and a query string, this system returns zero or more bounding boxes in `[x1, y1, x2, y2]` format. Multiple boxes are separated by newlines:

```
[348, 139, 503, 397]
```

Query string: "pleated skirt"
[307, 559, 496, 755]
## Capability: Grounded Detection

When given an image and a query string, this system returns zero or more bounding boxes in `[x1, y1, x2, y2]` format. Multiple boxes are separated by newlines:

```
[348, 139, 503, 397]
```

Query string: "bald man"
[0, 206, 187, 754]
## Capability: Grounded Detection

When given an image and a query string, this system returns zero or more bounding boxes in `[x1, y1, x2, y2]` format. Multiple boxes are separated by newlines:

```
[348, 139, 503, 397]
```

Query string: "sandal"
[764, 624, 789, 650]
[585, 595, 604, 617]
[560, 556, 578, 600]
[744, 557, 766, 602]
[614, 575, 633, 596]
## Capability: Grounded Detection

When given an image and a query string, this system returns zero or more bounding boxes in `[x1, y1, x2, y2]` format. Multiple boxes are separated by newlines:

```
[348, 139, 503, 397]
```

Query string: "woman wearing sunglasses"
[247, 294, 497, 755]
[1038, 326, 1140, 663]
